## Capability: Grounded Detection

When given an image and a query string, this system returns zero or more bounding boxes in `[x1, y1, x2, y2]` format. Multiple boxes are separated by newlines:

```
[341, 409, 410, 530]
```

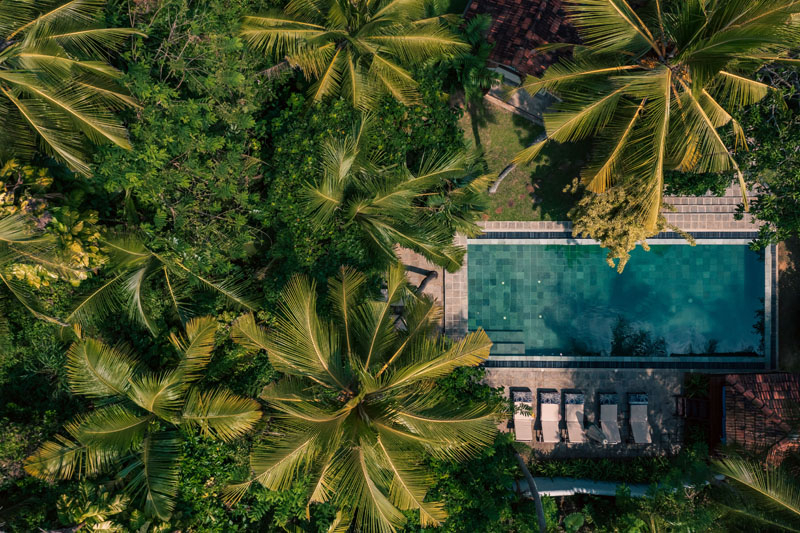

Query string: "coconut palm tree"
[67, 232, 258, 335]
[24, 316, 262, 521]
[713, 456, 800, 531]
[305, 117, 488, 272]
[513, 0, 800, 231]
[225, 264, 499, 532]
[0, 0, 142, 175]
[240, 0, 467, 109]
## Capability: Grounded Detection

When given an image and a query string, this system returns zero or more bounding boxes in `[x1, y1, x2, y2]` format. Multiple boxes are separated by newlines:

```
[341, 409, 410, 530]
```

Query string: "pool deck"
[489, 368, 684, 457]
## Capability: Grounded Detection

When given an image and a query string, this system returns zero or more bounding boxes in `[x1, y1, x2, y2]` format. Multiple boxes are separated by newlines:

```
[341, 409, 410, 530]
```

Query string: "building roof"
[464, 0, 578, 77]
[724, 373, 800, 459]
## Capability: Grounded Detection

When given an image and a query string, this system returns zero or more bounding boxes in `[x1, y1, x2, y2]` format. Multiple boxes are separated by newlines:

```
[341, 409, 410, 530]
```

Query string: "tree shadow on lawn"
[510, 113, 587, 220]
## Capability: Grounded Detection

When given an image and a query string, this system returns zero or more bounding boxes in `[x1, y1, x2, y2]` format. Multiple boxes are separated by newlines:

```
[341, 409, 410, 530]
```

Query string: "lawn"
[459, 104, 587, 221]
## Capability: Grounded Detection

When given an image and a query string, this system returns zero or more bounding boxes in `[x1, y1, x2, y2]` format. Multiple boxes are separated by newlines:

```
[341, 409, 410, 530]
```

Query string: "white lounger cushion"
[514, 403, 533, 442]
[600, 404, 621, 444]
[540, 403, 560, 443]
[565, 404, 585, 443]
[630, 404, 651, 444]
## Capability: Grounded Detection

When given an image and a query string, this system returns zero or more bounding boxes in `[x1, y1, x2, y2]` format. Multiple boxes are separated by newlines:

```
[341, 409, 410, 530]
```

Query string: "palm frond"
[125, 432, 180, 521]
[714, 457, 800, 525]
[383, 329, 491, 388]
[66, 338, 138, 399]
[565, 0, 660, 53]
[169, 315, 217, 381]
[66, 272, 125, 327]
[327, 266, 367, 356]
[73, 404, 150, 450]
[181, 387, 261, 442]
[267, 274, 351, 391]
[24, 432, 119, 481]
[376, 435, 446, 527]
[126, 370, 184, 421]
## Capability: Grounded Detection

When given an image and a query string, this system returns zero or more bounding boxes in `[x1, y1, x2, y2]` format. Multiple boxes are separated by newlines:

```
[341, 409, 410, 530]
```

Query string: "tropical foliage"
[714, 456, 800, 532]
[0, 0, 142, 175]
[67, 233, 258, 335]
[226, 264, 499, 531]
[515, 0, 800, 260]
[2, 0, 799, 530]
[241, 0, 467, 108]
[304, 116, 487, 272]
[24, 317, 261, 520]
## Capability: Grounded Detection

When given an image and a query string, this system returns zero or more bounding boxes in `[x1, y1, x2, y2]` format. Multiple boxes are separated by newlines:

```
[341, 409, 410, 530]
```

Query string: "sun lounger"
[512, 390, 533, 442]
[629, 393, 651, 444]
[599, 393, 621, 444]
[539, 391, 561, 443]
[564, 392, 585, 443]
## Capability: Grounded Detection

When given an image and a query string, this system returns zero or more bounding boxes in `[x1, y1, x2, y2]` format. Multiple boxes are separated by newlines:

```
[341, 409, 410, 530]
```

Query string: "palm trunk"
[516, 452, 547, 533]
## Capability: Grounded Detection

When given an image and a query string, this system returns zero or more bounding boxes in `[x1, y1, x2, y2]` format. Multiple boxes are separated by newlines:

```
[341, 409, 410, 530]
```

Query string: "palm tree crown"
[514, 0, 800, 230]
[24, 317, 262, 520]
[0, 0, 143, 175]
[67, 232, 258, 335]
[226, 264, 499, 532]
[240, 0, 468, 109]
[305, 117, 488, 272]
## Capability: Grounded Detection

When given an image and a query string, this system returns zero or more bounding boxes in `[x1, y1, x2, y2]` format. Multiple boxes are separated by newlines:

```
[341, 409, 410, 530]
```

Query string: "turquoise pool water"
[467, 244, 766, 357]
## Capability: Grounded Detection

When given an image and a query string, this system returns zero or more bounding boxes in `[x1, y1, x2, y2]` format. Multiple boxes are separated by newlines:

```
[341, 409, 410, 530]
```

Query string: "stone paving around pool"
[488, 368, 685, 457]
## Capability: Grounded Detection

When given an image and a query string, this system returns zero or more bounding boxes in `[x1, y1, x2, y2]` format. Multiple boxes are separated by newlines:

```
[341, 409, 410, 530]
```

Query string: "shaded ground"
[459, 104, 585, 221]
[779, 238, 800, 371]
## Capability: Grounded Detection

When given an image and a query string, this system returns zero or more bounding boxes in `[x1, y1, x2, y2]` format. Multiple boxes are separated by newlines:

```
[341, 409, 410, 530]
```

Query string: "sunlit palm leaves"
[0, 213, 75, 323]
[240, 0, 467, 109]
[0, 0, 143, 175]
[24, 317, 262, 521]
[305, 117, 488, 272]
[714, 456, 800, 531]
[226, 264, 499, 532]
[67, 233, 258, 335]
[514, 0, 800, 230]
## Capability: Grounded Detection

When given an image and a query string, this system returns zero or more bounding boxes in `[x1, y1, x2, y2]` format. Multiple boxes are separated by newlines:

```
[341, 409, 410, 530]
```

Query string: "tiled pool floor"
[468, 244, 766, 358]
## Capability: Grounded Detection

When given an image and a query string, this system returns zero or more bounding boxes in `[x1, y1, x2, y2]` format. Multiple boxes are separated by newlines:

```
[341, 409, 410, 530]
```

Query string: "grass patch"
[460, 104, 586, 221]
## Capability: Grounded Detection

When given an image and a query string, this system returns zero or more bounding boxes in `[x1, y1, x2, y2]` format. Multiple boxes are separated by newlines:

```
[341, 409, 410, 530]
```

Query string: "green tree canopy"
[226, 264, 499, 532]
[240, 0, 467, 109]
[0, 0, 143, 175]
[24, 316, 262, 520]
[514, 0, 800, 236]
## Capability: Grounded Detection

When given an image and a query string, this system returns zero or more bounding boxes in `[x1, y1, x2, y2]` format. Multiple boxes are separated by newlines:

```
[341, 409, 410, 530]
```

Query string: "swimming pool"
[462, 236, 774, 370]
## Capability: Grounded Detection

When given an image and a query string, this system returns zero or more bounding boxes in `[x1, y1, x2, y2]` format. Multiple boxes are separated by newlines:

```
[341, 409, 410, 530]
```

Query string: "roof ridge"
[725, 373, 796, 434]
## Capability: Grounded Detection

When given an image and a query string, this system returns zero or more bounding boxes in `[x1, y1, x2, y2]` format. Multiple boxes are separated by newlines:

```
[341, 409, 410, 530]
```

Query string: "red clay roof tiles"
[724, 373, 800, 460]
[463, 0, 578, 76]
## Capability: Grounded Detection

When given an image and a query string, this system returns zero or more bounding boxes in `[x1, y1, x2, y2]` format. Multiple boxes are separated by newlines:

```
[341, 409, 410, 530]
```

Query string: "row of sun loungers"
[512, 390, 651, 445]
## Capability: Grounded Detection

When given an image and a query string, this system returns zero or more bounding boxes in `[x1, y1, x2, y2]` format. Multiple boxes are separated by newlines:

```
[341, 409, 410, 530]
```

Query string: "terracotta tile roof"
[464, 0, 578, 76]
[724, 373, 800, 460]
